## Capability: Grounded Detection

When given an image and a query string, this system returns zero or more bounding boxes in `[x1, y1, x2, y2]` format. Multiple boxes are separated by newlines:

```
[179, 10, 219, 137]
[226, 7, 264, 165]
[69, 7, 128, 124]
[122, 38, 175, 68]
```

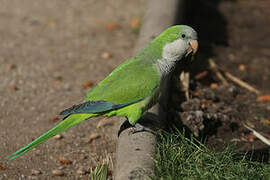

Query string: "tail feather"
[7, 113, 96, 161]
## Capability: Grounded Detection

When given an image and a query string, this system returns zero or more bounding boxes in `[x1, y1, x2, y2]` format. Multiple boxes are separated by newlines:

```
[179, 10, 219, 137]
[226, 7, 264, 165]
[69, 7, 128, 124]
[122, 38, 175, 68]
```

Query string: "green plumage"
[7, 25, 198, 161]
[7, 114, 96, 160]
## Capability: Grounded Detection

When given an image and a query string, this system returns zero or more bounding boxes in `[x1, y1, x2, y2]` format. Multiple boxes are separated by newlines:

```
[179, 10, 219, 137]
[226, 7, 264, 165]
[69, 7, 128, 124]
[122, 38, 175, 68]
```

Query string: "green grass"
[155, 130, 270, 180]
[89, 163, 109, 180]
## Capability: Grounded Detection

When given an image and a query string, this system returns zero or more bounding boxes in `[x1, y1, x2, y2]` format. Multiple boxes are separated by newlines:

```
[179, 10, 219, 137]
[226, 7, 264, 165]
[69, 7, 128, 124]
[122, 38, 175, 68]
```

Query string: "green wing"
[85, 57, 160, 104]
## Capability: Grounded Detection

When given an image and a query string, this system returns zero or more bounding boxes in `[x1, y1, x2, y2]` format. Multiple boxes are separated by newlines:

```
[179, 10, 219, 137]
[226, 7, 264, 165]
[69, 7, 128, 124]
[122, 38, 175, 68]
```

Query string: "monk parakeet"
[7, 25, 198, 160]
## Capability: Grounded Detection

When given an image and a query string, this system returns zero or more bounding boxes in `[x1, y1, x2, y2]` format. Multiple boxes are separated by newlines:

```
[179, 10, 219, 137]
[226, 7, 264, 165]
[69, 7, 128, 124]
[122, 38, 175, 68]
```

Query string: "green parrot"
[7, 25, 198, 160]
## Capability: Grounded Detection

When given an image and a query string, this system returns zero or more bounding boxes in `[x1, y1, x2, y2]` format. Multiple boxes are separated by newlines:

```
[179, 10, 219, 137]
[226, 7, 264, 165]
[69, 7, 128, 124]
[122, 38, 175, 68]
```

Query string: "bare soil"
[0, 0, 146, 179]
[173, 0, 270, 161]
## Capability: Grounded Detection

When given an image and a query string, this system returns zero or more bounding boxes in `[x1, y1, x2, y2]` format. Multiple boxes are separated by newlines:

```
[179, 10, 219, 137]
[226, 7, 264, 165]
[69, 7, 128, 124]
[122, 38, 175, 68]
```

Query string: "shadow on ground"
[182, 0, 232, 74]
[166, 0, 270, 164]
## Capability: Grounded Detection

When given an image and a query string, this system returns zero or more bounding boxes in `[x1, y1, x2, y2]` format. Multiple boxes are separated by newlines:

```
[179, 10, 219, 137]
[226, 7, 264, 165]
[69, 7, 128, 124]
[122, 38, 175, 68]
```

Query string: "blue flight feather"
[60, 100, 140, 116]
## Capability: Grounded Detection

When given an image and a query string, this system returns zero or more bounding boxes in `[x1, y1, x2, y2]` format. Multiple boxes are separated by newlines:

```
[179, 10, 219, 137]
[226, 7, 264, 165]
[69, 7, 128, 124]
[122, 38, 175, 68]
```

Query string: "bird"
[7, 25, 198, 160]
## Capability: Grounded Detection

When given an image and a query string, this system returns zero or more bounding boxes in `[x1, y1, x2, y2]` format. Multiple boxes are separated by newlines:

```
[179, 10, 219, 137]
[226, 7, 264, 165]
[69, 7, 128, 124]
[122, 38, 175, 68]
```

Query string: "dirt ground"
[0, 0, 146, 179]
[174, 0, 270, 160]
[1, 0, 270, 179]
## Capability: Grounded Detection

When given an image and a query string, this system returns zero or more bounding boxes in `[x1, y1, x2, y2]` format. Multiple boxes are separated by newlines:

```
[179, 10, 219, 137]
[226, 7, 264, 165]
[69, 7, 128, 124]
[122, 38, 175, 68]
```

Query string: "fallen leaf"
[94, 19, 101, 25]
[264, 120, 270, 125]
[256, 95, 270, 102]
[246, 133, 256, 142]
[82, 80, 94, 89]
[105, 23, 118, 31]
[129, 17, 140, 29]
[10, 85, 19, 91]
[193, 91, 201, 97]
[55, 76, 63, 83]
[46, 17, 56, 26]
[194, 71, 208, 80]
[238, 64, 246, 71]
[58, 156, 72, 165]
[49, 117, 60, 123]
[210, 83, 218, 88]
[0, 165, 4, 170]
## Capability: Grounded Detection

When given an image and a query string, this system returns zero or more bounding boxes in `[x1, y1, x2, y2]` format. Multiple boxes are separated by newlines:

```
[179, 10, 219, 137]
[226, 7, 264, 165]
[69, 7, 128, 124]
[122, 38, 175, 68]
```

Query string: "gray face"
[162, 25, 198, 60]
[158, 26, 198, 75]
[178, 25, 198, 43]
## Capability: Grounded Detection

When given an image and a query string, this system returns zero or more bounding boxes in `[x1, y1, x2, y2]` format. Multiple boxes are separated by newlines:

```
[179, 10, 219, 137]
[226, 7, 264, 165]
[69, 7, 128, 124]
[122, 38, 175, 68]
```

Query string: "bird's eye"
[181, 34, 186, 38]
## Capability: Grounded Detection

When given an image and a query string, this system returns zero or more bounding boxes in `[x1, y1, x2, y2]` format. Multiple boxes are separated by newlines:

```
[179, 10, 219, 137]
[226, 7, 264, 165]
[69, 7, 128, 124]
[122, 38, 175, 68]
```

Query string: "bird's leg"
[129, 123, 156, 135]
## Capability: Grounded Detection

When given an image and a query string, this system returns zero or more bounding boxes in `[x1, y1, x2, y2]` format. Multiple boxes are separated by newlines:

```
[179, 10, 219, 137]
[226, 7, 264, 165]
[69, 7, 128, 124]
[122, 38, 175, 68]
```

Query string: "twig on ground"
[243, 123, 270, 146]
[209, 58, 261, 95]
[209, 58, 229, 86]
[224, 71, 261, 95]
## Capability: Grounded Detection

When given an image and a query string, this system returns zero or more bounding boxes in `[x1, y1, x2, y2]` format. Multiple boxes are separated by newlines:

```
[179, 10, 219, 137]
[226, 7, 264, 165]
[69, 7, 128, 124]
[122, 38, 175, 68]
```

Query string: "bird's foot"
[129, 123, 156, 135]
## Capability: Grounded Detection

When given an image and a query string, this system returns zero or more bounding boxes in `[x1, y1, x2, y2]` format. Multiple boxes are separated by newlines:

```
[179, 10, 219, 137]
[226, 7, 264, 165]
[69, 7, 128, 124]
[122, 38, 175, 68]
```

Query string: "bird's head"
[160, 25, 198, 61]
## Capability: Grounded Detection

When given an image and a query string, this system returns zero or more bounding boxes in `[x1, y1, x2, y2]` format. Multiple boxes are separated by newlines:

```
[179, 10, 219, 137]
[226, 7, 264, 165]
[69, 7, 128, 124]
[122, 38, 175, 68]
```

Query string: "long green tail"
[7, 113, 96, 161]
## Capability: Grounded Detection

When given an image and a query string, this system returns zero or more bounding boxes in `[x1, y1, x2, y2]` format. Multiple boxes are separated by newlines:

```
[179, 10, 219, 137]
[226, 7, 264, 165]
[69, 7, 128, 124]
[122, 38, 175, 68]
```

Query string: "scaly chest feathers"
[156, 38, 188, 75]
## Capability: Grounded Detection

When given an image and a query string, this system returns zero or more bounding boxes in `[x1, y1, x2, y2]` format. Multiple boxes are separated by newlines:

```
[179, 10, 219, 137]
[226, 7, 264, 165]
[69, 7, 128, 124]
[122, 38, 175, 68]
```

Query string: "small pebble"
[54, 134, 63, 140]
[28, 176, 38, 180]
[58, 156, 72, 165]
[8, 63, 17, 70]
[82, 133, 101, 143]
[79, 154, 88, 160]
[58, 166, 66, 170]
[76, 168, 86, 175]
[31, 169, 41, 175]
[52, 169, 64, 176]
[96, 118, 114, 128]
[10, 85, 19, 91]
[89, 133, 101, 140]
[101, 52, 112, 59]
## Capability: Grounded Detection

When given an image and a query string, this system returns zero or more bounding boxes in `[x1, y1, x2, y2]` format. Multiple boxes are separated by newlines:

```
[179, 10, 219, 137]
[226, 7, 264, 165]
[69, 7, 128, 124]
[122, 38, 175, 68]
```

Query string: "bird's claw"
[129, 123, 156, 135]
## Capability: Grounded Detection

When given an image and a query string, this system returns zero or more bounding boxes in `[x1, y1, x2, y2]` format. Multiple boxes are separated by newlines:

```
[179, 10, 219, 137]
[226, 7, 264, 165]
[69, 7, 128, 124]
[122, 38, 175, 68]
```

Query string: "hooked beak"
[186, 39, 199, 57]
